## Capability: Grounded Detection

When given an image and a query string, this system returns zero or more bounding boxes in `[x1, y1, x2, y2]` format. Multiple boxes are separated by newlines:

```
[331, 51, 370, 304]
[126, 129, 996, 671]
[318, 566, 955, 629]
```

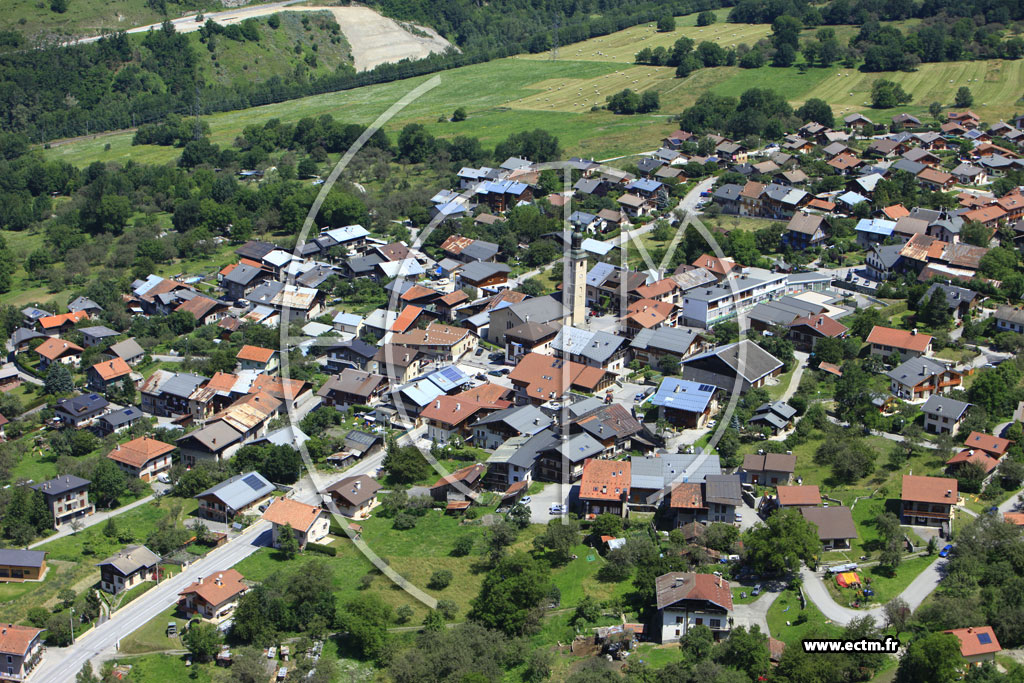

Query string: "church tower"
[568, 226, 587, 327]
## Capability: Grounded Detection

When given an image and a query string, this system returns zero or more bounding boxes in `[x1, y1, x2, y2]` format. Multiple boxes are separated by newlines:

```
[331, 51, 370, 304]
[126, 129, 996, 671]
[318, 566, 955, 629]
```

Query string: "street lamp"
[69, 607, 75, 645]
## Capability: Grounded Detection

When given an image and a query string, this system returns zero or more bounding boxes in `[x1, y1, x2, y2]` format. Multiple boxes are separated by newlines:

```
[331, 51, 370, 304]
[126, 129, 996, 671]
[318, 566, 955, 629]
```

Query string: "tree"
[338, 593, 392, 663]
[508, 503, 531, 529]
[872, 80, 912, 108]
[382, 436, 430, 484]
[571, 594, 602, 628]
[742, 508, 822, 574]
[452, 107, 467, 122]
[469, 552, 552, 636]
[44, 364, 74, 395]
[929, 101, 944, 120]
[955, 86, 974, 108]
[76, 662, 98, 683]
[657, 15, 676, 32]
[486, 519, 518, 564]
[452, 534, 475, 557]
[591, 513, 623, 538]
[696, 11, 717, 26]
[896, 631, 962, 683]
[58, 588, 77, 610]
[607, 89, 641, 115]
[703, 522, 739, 552]
[277, 522, 300, 558]
[884, 597, 911, 635]
[639, 90, 660, 113]
[397, 123, 436, 163]
[183, 621, 222, 661]
[45, 613, 73, 646]
[679, 623, 714, 663]
[429, 569, 453, 589]
[795, 98, 834, 128]
[713, 625, 770, 680]
[533, 518, 579, 565]
[90, 459, 128, 508]
[422, 608, 446, 632]
[834, 360, 873, 422]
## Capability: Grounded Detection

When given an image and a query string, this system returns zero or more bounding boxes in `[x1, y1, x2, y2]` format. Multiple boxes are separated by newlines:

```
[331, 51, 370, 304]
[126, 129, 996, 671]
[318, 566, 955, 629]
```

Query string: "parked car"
[939, 544, 953, 557]
[549, 504, 564, 514]
[751, 584, 762, 596]
[156, 472, 171, 484]
[520, 496, 532, 505]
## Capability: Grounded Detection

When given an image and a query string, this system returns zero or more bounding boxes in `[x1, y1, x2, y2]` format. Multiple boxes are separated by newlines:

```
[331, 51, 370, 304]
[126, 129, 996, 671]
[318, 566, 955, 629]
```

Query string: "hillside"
[1, 0, 222, 39]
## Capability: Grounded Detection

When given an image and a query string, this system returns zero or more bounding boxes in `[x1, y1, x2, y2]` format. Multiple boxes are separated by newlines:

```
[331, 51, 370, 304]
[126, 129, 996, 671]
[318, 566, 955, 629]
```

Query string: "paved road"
[609, 176, 716, 249]
[779, 351, 809, 403]
[733, 589, 782, 634]
[29, 495, 155, 550]
[799, 557, 945, 626]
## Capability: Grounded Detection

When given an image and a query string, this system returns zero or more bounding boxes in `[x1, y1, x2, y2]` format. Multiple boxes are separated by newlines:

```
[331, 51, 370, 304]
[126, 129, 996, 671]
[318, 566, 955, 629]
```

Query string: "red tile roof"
[866, 326, 932, 353]
[508, 352, 609, 400]
[38, 311, 89, 330]
[692, 254, 739, 276]
[669, 482, 704, 509]
[0, 624, 43, 657]
[818, 362, 842, 377]
[107, 437, 176, 469]
[962, 431, 1013, 456]
[430, 463, 486, 490]
[777, 485, 821, 507]
[945, 626, 1001, 658]
[881, 204, 910, 220]
[236, 345, 275, 363]
[655, 572, 732, 611]
[625, 299, 674, 329]
[262, 498, 324, 533]
[391, 305, 423, 333]
[91, 357, 131, 381]
[901, 474, 958, 505]
[579, 459, 631, 502]
[179, 568, 247, 607]
[790, 313, 847, 338]
[947, 448, 999, 474]
[35, 337, 83, 361]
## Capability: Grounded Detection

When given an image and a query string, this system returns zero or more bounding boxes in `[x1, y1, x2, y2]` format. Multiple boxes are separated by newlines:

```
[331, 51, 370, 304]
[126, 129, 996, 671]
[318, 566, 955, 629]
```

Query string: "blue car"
[939, 544, 953, 557]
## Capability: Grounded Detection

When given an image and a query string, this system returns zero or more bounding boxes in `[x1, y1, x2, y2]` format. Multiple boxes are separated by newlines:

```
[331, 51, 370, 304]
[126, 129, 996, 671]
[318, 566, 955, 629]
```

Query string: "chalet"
[572, 403, 646, 455]
[325, 475, 382, 518]
[178, 569, 249, 622]
[429, 463, 486, 503]
[962, 431, 1014, 459]
[921, 386, 971, 435]
[900, 474, 957, 528]
[222, 263, 268, 301]
[107, 437, 175, 482]
[390, 322, 477, 361]
[176, 421, 244, 466]
[844, 113, 874, 130]
[924, 282, 978, 320]
[630, 326, 707, 369]
[995, 305, 1024, 333]
[456, 261, 512, 293]
[235, 345, 278, 374]
[800, 506, 857, 550]
[508, 352, 613, 405]
[739, 452, 795, 486]
[54, 393, 109, 429]
[175, 296, 229, 326]
[668, 475, 741, 526]
[650, 378, 717, 429]
[96, 406, 145, 436]
[194, 471, 275, 522]
[106, 338, 145, 366]
[866, 326, 932, 362]
[472, 404, 551, 450]
[892, 113, 921, 129]
[788, 313, 847, 352]
[263, 498, 330, 550]
[776, 485, 821, 508]
[655, 572, 733, 643]
[888, 357, 961, 401]
[945, 626, 1002, 667]
[0, 549, 47, 582]
[34, 337, 83, 369]
[31, 474, 94, 529]
[504, 321, 560, 365]
[617, 192, 652, 218]
[422, 394, 495, 445]
[533, 431, 604, 483]
[37, 310, 89, 335]
[748, 401, 797, 435]
[680, 340, 784, 393]
[551, 327, 627, 373]
[783, 212, 826, 249]
[0, 624, 44, 680]
[79, 325, 118, 348]
[951, 163, 987, 185]
[317, 369, 388, 408]
[87, 357, 132, 392]
[916, 167, 955, 191]
[97, 545, 160, 594]
[578, 459, 630, 517]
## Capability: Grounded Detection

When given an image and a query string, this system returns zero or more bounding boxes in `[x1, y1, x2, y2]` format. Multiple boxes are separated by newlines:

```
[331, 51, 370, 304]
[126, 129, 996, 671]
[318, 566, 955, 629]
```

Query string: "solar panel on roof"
[698, 384, 716, 393]
[440, 367, 462, 381]
[978, 633, 992, 644]
[124, 409, 135, 415]
[243, 474, 265, 491]
[89, 394, 100, 399]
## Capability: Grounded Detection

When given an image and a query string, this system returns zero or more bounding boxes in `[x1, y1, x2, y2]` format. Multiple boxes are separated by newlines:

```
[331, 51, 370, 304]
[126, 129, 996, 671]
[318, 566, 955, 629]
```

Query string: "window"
[695, 618, 703, 625]
[711, 619, 721, 629]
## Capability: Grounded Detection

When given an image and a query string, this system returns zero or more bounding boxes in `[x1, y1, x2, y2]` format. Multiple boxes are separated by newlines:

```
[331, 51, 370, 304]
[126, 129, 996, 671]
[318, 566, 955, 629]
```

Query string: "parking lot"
[525, 482, 575, 523]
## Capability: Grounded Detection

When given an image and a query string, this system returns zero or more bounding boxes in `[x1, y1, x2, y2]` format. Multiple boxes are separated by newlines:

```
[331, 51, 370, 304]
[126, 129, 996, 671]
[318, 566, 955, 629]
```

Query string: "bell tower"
[568, 226, 587, 326]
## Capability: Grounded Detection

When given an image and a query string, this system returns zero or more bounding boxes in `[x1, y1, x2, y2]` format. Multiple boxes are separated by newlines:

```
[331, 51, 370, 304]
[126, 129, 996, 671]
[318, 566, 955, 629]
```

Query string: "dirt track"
[72, 2, 452, 72]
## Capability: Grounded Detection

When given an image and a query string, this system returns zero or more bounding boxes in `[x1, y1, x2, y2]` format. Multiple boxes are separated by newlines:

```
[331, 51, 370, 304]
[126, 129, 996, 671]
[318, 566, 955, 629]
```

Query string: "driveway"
[526, 482, 574, 524]
[732, 586, 783, 634]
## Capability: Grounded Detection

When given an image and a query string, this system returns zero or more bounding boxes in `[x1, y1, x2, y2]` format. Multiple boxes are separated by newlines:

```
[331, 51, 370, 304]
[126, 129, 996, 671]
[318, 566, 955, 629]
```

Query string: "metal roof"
[650, 378, 716, 413]
[195, 471, 274, 510]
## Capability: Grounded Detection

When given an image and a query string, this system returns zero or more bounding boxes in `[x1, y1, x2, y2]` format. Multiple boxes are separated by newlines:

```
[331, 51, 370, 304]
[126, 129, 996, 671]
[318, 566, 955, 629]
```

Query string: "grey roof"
[344, 429, 381, 451]
[630, 326, 703, 355]
[631, 452, 720, 495]
[0, 548, 46, 568]
[10, 327, 46, 346]
[96, 545, 161, 576]
[951, 163, 984, 178]
[535, 428, 604, 463]
[891, 159, 925, 176]
[224, 263, 264, 286]
[252, 425, 310, 449]
[68, 296, 102, 313]
[752, 400, 797, 423]
[195, 471, 274, 510]
[713, 183, 743, 202]
[458, 260, 511, 283]
[248, 281, 285, 306]
[507, 295, 565, 325]
[566, 396, 606, 419]
[996, 305, 1024, 326]
[800, 506, 857, 541]
[704, 474, 742, 506]
[461, 240, 500, 261]
[79, 326, 119, 338]
[748, 296, 824, 327]
[887, 356, 949, 385]
[56, 393, 109, 418]
[630, 455, 668, 490]
[682, 340, 784, 385]
[160, 373, 207, 399]
[870, 244, 904, 270]
[925, 282, 978, 310]
[178, 421, 243, 452]
[32, 474, 91, 496]
[574, 178, 606, 194]
[473, 404, 552, 434]
[347, 254, 384, 275]
[551, 327, 626, 364]
[487, 432, 544, 469]
[920, 395, 971, 420]
[108, 338, 144, 360]
[99, 406, 143, 428]
[506, 321, 560, 343]
[586, 262, 619, 288]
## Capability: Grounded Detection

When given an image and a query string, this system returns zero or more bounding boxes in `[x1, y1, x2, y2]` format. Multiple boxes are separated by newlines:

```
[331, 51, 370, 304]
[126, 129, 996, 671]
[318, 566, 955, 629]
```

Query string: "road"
[779, 351, 809, 403]
[609, 176, 716, 249]
[799, 557, 945, 626]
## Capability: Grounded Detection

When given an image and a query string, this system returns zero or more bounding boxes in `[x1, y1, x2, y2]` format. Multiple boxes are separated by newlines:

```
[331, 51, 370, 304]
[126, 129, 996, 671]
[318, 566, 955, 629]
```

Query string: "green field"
[0, 0, 222, 38]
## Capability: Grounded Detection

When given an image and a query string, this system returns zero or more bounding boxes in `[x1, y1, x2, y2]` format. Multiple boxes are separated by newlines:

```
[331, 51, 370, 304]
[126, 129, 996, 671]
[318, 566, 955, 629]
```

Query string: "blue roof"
[400, 379, 445, 407]
[627, 178, 663, 193]
[427, 365, 471, 392]
[855, 218, 896, 236]
[838, 191, 869, 206]
[435, 201, 467, 216]
[569, 211, 597, 224]
[650, 378, 716, 413]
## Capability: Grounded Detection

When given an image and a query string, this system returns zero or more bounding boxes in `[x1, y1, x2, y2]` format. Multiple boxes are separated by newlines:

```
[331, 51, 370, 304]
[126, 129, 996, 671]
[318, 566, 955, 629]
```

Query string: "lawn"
[765, 365, 798, 401]
[633, 643, 687, 668]
[7, 436, 59, 484]
[823, 554, 937, 609]
[118, 605, 189, 655]
[766, 588, 842, 648]
[934, 347, 978, 364]
[111, 654, 214, 683]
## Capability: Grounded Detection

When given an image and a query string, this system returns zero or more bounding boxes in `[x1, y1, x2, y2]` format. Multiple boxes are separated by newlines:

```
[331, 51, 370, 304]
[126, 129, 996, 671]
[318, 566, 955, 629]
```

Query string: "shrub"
[306, 542, 337, 556]
[428, 569, 453, 590]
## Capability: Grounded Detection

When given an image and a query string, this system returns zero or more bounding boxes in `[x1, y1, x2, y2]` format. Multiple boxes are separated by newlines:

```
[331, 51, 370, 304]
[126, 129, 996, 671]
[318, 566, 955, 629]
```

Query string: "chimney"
[946, 489, 952, 497]
[435, 400, 440, 409]
[198, 576, 203, 584]
[355, 480, 361, 490]
[911, 328, 917, 335]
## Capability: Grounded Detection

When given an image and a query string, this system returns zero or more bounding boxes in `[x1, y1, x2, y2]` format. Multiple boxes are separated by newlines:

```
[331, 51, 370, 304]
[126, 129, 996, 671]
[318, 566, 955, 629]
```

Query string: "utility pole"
[69, 607, 75, 645]
[551, 14, 560, 61]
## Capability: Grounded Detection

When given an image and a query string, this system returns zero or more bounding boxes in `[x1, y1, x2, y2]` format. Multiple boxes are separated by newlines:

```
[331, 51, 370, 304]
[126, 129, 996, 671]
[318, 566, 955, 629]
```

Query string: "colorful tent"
[836, 572, 861, 587]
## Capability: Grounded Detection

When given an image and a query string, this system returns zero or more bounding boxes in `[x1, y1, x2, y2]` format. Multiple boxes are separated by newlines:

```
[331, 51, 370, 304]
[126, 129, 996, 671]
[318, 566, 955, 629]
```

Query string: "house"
[680, 340, 784, 392]
[175, 296, 229, 326]
[369, 345, 423, 383]
[96, 406, 145, 436]
[916, 167, 955, 191]
[472, 404, 552, 450]
[37, 310, 89, 335]
[194, 471, 275, 522]
[31, 475, 94, 528]
[34, 337, 83, 369]
[325, 338, 376, 372]
[788, 313, 847, 352]
[551, 327, 628, 372]
[679, 267, 789, 328]
[844, 113, 874, 130]
[97, 545, 160, 594]
[775, 485, 821, 508]
[457, 261, 512, 294]
[222, 263, 268, 301]
[236, 345, 278, 374]
[263, 498, 330, 550]
[900, 474, 957, 528]
[994, 305, 1024, 333]
[668, 475, 741, 526]
[504, 321, 560, 364]
[572, 403, 646, 455]
[178, 569, 249, 622]
[739, 453, 795, 486]
[623, 299, 675, 337]
[951, 163, 987, 185]
[892, 113, 921, 128]
[630, 326, 708, 369]
[963, 431, 1014, 459]
[865, 244, 904, 280]
[655, 572, 733, 642]
[508, 352, 613, 405]
[106, 437, 175, 482]
[429, 463, 486, 502]
[390, 322, 477, 361]
[325, 475, 382, 518]
[54, 393, 109, 429]
[141, 370, 207, 417]
[68, 296, 102, 315]
[748, 401, 797, 435]
[888, 357, 962, 401]
[176, 421, 244, 466]
[578, 459, 631, 517]
[0, 549, 47, 582]
[422, 395, 497, 445]
[924, 282, 978, 321]
[800, 506, 857, 550]
[784, 212, 826, 249]
[317, 369, 388, 408]
[79, 325, 119, 348]
[0, 624, 45, 681]
[945, 627, 1002, 667]
[866, 326, 932, 362]
[87, 357, 132, 392]
[105, 338, 145, 366]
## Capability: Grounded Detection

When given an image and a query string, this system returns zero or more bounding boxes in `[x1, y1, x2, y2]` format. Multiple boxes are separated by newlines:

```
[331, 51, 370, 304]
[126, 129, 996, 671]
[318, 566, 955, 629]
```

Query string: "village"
[3, 104, 1024, 682]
